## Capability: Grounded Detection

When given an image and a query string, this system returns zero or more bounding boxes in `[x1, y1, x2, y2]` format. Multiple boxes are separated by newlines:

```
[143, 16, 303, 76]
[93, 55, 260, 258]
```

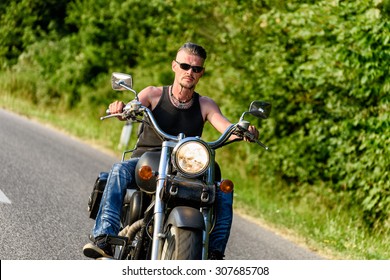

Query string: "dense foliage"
[0, 0, 389, 231]
[221, 0, 390, 229]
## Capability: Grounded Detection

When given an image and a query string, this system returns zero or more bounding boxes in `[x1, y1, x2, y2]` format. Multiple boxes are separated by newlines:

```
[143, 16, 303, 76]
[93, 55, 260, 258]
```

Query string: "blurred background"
[0, 0, 389, 259]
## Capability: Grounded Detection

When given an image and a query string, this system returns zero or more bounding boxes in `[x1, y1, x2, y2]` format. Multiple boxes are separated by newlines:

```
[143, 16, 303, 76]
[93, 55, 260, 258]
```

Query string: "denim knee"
[209, 190, 233, 254]
[92, 159, 139, 237]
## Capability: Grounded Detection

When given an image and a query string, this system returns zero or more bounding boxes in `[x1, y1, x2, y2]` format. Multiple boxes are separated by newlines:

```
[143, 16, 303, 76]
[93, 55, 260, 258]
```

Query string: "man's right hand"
[109, 101, 126, 114]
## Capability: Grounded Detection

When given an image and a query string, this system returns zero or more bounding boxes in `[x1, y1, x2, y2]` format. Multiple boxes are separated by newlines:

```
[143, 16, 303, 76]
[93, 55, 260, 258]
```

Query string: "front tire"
[161, 226, 202, 260]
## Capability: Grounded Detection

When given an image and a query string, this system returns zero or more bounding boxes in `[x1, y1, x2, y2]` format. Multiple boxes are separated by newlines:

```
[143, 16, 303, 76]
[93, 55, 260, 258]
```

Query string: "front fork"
[202, 208, 212, 259]
[150, 142, 172, 260]
[202, 150, 216, 259]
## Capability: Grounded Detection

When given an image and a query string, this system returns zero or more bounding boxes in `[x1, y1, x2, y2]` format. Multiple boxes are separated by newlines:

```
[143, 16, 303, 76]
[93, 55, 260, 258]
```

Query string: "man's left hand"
[245, 125, 259, 142]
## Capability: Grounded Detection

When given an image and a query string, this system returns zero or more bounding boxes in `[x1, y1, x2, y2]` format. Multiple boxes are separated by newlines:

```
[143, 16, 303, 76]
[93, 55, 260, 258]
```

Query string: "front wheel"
[161, 226, 202, 260]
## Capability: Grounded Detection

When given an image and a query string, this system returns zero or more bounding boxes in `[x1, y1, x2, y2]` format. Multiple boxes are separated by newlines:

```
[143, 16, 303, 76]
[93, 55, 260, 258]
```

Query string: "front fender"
[165, 206, 204, 231]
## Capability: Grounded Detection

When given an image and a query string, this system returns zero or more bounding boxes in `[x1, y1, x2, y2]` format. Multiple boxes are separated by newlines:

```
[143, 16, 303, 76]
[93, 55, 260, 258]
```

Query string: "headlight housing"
[172, 138, 211, 178]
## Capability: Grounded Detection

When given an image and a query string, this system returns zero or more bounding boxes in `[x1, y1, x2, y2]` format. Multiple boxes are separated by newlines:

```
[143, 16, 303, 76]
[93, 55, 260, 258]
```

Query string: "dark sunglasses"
[174, 60, 204, 73]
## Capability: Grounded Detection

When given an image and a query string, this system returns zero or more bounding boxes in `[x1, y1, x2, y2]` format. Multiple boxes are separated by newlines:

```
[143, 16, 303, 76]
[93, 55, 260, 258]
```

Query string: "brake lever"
[242, 129, 269, 150]
[255, 138, 269, 150]
[100, 113, 123, 121]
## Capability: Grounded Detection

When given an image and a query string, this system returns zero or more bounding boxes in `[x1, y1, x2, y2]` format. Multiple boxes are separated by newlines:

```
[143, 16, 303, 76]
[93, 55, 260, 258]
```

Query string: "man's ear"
[171, 60, 176, 72]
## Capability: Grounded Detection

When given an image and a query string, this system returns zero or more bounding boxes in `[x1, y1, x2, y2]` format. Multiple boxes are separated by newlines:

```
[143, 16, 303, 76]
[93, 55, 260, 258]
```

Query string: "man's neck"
[171, 84, 194, 103]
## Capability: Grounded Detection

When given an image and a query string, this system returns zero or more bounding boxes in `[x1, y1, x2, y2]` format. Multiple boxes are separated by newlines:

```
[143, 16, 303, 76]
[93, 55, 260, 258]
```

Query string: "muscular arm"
[200, 96, 232, 134]
[109, 86, 162, 116]
[137, 86, 162, 109]
[200, 96, 259, 141]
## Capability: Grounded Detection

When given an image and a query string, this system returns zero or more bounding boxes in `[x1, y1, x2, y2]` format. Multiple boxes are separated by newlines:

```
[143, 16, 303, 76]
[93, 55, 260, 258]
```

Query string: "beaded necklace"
[169, 85, 194, 109]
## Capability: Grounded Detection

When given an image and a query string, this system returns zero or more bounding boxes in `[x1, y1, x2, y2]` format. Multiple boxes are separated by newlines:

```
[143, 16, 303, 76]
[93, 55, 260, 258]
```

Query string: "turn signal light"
[138, 165, 154, 180]
[220, 179, 234, 193]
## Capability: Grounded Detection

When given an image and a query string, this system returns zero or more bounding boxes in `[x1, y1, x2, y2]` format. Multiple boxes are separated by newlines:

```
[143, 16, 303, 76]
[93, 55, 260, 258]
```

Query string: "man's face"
[172, 50, 205, 90]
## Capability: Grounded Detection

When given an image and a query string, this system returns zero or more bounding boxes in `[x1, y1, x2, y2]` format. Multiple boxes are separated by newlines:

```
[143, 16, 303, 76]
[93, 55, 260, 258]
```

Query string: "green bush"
[219, 0, 389, 228]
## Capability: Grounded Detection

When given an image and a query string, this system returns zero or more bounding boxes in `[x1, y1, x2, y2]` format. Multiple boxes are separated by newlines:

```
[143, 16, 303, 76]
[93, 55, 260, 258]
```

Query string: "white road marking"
[0, 189, 11, 204]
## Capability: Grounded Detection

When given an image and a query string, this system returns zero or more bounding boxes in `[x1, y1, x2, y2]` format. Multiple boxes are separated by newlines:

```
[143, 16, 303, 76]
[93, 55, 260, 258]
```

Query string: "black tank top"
[132, 86, 204, 157]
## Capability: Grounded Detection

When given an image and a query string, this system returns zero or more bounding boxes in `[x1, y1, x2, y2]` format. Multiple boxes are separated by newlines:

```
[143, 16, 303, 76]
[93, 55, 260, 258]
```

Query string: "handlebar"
[101, 101, 268, 150]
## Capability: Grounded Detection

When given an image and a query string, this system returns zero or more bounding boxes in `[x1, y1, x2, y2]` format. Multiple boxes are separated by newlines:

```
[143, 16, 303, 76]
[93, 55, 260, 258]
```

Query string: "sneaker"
[83, 236, 113, 259]
[208, 251, 225, 260]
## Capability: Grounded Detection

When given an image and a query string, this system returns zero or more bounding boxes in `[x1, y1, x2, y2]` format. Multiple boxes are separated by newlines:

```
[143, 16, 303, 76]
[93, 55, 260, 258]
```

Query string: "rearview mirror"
[111, 72, 133, 91]
[249, 101, 271, 119]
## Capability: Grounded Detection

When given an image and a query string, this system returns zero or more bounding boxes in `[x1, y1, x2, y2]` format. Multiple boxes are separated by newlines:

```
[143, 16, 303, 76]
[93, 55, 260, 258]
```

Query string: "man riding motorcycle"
[83, 42, 259, 260]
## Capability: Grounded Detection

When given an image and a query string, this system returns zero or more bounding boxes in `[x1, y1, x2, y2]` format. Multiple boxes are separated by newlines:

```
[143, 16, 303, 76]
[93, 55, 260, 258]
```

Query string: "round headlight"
[172, 138, 210, 177]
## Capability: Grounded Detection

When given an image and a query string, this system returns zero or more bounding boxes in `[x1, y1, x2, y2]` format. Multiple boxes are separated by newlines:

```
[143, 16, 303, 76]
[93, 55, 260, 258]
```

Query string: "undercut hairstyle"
[177, 42, 207, 60]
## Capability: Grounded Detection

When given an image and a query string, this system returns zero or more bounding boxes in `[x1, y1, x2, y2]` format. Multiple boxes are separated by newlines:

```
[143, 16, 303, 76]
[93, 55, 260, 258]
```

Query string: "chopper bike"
[87, 72, 271, 260]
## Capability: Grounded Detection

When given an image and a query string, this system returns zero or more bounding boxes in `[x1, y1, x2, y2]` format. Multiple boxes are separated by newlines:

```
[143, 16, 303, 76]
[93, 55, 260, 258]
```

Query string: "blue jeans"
[208, 188, 233, 254]
[92, 159, 233, 255]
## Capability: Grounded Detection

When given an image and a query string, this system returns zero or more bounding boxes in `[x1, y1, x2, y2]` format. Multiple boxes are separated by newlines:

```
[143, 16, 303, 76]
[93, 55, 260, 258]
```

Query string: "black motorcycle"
[87, 72, 271, 260]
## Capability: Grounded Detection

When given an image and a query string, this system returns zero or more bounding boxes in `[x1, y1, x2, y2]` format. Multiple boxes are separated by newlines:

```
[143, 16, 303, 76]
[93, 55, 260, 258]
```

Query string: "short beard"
[179, 82, 195, 92]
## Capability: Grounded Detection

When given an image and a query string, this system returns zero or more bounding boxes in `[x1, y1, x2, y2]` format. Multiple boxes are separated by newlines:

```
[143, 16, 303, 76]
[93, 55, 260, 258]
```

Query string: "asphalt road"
[0, 108, 322, 260]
